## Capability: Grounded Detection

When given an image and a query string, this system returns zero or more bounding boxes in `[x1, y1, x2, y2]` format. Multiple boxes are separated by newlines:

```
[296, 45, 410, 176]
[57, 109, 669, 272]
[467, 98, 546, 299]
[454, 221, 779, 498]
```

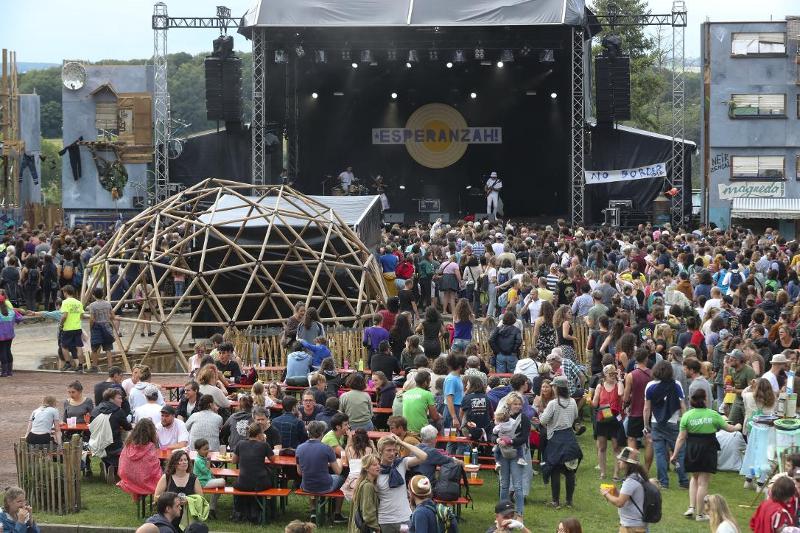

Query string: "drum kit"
[329, 176, 376, 196]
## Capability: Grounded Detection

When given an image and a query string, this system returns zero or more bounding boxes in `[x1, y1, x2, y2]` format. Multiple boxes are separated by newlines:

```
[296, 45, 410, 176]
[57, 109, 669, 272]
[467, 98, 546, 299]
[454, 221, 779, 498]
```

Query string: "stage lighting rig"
[429, 49, 439, 61]
[446, 62, 453, 69]
[360, 50, 373, 63]
[540, 49, 555, 63]
[453, 50, 466, 63]
[341, 49, 352, 61]
[407, 50, 419, 64]
[387, 48, 398, 61]
[274, 49, 288, 63]
[501, 49, 515, 63]
[295, 45, 305, 58]
[550, 92, 558, 99]
[391, 92, 398, 99]
[474, 45, 485, 60]
[470, 92, 477, 99]
[314, 50, 327, 63]
[311, 92, 318, 99]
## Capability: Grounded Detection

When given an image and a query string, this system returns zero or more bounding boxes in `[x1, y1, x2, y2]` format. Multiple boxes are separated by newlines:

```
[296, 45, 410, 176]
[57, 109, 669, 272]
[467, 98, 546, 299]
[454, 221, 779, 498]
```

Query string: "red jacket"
[750, 499, 793, 533]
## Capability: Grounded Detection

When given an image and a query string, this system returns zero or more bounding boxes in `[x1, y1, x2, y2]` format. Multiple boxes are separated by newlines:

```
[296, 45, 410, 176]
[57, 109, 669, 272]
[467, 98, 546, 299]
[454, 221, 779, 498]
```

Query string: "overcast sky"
[5, 0, 798, 63]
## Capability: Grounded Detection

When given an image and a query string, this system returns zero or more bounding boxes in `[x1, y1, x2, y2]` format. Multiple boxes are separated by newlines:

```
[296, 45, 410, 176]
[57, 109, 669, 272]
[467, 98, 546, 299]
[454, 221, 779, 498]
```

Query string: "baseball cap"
[161, 405, 177, 415]
[409, 475, 432, 498]
[718, 329, 731, 340]
[727, 349, 745, 360]
[495, 500, 515, 516]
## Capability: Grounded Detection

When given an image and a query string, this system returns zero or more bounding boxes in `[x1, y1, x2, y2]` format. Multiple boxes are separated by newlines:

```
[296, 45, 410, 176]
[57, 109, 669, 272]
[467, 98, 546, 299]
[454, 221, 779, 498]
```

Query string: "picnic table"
[60, 422, 89, 431]
[367, 431, 471, 444]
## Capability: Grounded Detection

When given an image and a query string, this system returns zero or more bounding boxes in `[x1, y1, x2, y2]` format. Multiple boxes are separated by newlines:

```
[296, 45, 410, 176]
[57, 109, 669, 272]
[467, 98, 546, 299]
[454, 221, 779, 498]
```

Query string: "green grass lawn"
[35, 432, 758, 532]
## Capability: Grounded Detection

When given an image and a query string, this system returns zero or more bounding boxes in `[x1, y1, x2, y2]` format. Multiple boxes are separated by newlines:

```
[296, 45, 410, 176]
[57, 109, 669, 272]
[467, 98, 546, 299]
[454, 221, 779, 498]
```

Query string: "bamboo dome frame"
[82, 178, 387, 370]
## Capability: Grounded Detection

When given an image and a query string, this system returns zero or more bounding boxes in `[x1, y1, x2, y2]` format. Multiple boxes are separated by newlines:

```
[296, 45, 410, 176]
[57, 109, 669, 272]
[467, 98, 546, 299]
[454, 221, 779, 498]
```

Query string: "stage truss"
[83, 179, 387, 370]
[585, 0, 689, 227]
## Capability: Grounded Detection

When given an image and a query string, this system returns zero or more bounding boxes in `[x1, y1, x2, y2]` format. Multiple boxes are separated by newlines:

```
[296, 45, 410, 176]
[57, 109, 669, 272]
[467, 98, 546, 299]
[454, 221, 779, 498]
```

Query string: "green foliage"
[18, 69, 63, 138]
[40, 139, 62, 205]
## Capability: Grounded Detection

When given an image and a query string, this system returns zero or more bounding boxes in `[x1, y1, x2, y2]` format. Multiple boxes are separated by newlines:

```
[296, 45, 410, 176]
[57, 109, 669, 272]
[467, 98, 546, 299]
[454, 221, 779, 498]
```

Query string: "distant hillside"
[17, 62, 59, 73]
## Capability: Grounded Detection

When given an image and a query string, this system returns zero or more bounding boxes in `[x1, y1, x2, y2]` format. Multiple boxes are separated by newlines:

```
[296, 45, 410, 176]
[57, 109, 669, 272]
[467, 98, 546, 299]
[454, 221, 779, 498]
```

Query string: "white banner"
[584, 162, 667, 185]
[718, 181, 785, 200]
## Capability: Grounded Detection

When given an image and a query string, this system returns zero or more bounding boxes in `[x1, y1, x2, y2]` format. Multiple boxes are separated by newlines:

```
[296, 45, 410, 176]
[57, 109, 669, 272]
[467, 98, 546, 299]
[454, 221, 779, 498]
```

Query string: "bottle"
[787, 370, 795, 395]
[344, 359, 350, 371]
[471, 447, 478, 465]
[358, 359, 364, 372]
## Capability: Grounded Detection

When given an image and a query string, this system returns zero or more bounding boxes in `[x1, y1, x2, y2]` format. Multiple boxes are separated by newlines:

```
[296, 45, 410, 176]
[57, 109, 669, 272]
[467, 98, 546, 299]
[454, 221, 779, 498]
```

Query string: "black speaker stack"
[205, 35, 242, 122]
[595, 55, 631, 123]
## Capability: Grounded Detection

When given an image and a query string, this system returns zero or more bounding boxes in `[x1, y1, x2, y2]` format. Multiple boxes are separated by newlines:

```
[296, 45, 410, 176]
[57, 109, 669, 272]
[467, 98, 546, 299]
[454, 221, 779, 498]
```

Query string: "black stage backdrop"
[288, 52, 572, 219]
[587, 124, 694, 224]
[170, 126, 252, 187]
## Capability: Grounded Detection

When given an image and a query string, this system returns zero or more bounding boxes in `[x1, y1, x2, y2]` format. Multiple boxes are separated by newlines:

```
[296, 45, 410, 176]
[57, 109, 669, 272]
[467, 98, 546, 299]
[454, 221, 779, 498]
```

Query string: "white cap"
[490, 171, 498, 177]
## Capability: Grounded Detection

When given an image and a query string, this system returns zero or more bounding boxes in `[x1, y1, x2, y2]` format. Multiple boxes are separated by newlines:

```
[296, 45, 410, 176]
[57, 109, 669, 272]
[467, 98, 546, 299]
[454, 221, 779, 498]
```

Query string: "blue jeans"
[497, 450, 526, 516]
[451, 339, 470, 352]
[350, 420, 374, 431]
[495, 354, 518, 373]
[652, 421, 687, 487]
[443, 408, 467, 455]
[487, 283, 497, 317]
[174, 280, 185, 299]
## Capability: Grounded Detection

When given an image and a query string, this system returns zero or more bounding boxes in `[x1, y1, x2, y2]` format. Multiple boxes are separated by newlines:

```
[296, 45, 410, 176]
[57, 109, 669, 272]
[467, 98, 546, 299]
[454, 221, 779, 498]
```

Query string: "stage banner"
[371, 103, 501, 169]
[717, 181, 785, 200]
[584, 162, 667, 185]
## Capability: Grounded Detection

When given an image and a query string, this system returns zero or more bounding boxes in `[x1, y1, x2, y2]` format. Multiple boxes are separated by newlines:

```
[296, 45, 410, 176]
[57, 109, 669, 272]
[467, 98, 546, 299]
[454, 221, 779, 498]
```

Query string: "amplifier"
[603, 207, 621, 226]
[609, 199, 633, 209]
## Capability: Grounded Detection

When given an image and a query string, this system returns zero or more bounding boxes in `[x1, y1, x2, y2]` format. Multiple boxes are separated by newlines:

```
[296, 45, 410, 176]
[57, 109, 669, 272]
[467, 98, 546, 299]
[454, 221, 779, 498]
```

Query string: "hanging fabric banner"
[584, 162, 667, 185]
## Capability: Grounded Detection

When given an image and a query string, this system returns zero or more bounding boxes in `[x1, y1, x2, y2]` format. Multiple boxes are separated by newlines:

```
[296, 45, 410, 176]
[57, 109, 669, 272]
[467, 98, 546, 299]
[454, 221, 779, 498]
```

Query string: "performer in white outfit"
[485, 171, 502, 220]
[338, 166, 354, 194]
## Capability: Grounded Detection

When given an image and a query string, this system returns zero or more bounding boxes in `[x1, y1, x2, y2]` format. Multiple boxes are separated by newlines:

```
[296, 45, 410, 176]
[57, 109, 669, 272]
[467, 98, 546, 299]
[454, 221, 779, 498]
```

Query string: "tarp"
[240, 0, 586, 28]
[731, 198, 800, 220]
[588, 123, 696, 224]
[199, 193, 383, 249]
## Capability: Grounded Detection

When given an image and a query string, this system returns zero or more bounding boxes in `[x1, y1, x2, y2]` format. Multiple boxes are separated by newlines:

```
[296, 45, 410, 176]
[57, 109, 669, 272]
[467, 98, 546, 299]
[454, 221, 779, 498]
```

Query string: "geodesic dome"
[83, 179, 387, 368]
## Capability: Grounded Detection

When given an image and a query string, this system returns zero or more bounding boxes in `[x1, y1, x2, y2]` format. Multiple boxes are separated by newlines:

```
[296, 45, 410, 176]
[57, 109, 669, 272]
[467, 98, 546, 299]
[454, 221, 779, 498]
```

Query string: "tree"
[40, 139, 62, 205]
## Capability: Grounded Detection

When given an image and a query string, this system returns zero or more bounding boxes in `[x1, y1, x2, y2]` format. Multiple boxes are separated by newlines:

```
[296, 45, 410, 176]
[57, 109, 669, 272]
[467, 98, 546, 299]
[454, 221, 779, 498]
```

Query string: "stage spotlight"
[360, 50, 373, 63]
[341, 50, 351, 61]
[501, 49, 515, 63]
[429, 49, 438, 61]
[550, 92, 558, 99]
[465, 185, 472, 190]
[446, 62, 453, 69]
[470, 92, 477, 99]
[540, 49, 555, 63]
[314, 50, 327, 63]
[391, 92, 398, 99]
[496, 61, 504, 68]
[474, 46, 485, 60]
[295, 45, 305, 58]
[405, 62, 412, 69]
[453, 49, 466, 63]
[311, 92, 318, 99]
[351, 62, 359, 69]
[408, 50, 419, 64]
[333, 91, 344, 96]
[399, 185, 406, 190]
[274, 49, 288, 64]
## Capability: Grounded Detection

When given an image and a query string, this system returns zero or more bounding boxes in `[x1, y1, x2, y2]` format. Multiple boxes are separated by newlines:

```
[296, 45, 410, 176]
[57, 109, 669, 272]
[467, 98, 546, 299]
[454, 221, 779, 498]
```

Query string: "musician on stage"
[279, 168, 294, 187]
[485, 171, 503, 221]
[338, 165, 355, 194]
[374, 174, 389, 211]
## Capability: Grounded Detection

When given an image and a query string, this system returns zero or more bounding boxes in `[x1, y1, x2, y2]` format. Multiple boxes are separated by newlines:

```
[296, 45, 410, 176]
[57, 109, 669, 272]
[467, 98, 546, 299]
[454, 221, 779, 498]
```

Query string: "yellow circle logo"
[404, 104, 468, 168]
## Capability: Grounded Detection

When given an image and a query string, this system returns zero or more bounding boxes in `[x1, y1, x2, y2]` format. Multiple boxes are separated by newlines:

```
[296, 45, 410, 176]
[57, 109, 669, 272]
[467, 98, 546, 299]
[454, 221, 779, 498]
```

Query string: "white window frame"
[731, 32, 786, 56]
[730, 155, 785, 180]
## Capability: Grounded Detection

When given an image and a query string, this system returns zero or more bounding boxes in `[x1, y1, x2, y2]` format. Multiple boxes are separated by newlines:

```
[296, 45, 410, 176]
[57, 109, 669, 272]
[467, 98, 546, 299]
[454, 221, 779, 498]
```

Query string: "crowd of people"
[8, 214, 800, 533]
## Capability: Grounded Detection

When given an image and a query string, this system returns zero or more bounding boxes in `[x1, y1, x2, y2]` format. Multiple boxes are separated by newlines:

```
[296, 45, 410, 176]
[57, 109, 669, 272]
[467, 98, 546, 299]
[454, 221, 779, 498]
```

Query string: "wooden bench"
[294, 488, 345, 526]
[202, 487, 290, 523]
[433, 496, 471, 518]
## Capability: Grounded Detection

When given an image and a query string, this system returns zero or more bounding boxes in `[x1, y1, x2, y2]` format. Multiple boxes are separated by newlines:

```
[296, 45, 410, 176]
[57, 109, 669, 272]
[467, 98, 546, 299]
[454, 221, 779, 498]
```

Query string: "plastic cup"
[601, 483, 616, 496]
[67, 417, 77, 428]
[470, 471, 478, 480]
[464, 454, 471, 465]
[443, 428, 451, 439]
[273, 445, 282, 456]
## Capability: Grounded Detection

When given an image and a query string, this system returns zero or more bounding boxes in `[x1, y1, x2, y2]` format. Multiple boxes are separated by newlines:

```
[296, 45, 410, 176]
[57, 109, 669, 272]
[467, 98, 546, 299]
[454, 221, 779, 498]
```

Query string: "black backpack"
[629, 474, 662, 524]
[25, 267, 39, 288]
[432, 461, 471, 502]
[729, 271, 743, 291]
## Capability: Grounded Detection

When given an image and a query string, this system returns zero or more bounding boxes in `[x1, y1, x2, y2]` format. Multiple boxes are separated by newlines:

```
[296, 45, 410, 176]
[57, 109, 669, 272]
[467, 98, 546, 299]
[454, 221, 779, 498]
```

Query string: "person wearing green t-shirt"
[402, 371, 441, 433]
[726, 349, 756, 426]
[671, 388, 741, 521]
[59, 285, 86, 371]
[321, 412, 349, 456]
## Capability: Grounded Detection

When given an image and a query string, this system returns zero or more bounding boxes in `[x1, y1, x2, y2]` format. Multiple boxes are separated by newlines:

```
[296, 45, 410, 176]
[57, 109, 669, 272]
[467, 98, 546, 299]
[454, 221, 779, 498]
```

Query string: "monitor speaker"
[204, 56, 242, 122]
[595, 56, 631, 123]
[382, 212, 404, 224]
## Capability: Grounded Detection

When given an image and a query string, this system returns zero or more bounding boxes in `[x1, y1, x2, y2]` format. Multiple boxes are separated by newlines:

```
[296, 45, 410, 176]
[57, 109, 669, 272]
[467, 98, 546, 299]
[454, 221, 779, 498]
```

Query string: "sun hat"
[771, 353, 790, 365]
[617, 446, 640, 464]
[409, 475, 432, 498]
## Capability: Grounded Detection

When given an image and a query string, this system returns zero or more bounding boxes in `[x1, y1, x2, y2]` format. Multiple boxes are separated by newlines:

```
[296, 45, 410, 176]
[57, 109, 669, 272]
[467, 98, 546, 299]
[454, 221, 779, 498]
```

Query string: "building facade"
[701, 18, 800, 236]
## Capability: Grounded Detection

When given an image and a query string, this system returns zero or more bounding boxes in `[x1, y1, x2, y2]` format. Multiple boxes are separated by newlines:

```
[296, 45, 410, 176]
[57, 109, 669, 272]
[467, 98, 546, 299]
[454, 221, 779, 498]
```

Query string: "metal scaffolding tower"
[251, 28, 266, 186]
[579, 2, 689, 227]
[570, 27, 585, 227]
[151, 3, 240, 202]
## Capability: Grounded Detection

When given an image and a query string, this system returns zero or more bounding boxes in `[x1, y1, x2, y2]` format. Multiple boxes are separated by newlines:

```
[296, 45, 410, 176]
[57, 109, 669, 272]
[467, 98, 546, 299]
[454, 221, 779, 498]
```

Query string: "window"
[731, 155, 785, 180]
[731, 32, 786, 56]
[729, 94, 785, 117]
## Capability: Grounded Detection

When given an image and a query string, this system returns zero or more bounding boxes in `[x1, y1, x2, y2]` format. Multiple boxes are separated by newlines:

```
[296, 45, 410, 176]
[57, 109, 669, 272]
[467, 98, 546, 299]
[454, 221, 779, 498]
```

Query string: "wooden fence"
[230, 320, 590, 379]
[14, 434, 82, 515]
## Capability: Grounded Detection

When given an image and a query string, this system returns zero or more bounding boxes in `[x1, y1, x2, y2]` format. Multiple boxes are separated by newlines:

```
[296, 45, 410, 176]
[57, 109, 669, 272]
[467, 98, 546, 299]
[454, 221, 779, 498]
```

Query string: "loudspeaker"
[595, 56, 631, 123]
[382, 213, 404, 224]
[204, 56, 242, 122]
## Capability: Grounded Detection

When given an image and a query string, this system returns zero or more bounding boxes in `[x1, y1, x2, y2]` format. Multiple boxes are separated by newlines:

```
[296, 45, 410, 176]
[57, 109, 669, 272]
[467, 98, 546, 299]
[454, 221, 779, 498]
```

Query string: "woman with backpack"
[59, 249, 77, 289]
[41, 254, 59, 311]
[20, 255, 40, 311]
[670, 388, 741, 521]
[601, 446, 650, 533]
[539, 375, 582, 510]
[1, 256, 22, 306]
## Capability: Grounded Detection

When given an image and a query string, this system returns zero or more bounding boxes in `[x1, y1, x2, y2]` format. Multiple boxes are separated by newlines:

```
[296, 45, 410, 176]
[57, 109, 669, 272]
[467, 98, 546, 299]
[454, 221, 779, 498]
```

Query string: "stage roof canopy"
[241, 0, 586, 29]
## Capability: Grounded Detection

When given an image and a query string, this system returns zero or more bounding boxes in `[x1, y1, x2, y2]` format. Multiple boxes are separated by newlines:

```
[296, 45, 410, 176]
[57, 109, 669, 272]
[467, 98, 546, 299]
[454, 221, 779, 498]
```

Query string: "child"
[300, 336, 332, 370]
[309, 373, 328, 405]
[193, 438, 225, 519]
[251, 381, 276, 409]
[398, 278, 418, 317]
[750, 476, 796, 533]
[493, 407, 525, 465]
